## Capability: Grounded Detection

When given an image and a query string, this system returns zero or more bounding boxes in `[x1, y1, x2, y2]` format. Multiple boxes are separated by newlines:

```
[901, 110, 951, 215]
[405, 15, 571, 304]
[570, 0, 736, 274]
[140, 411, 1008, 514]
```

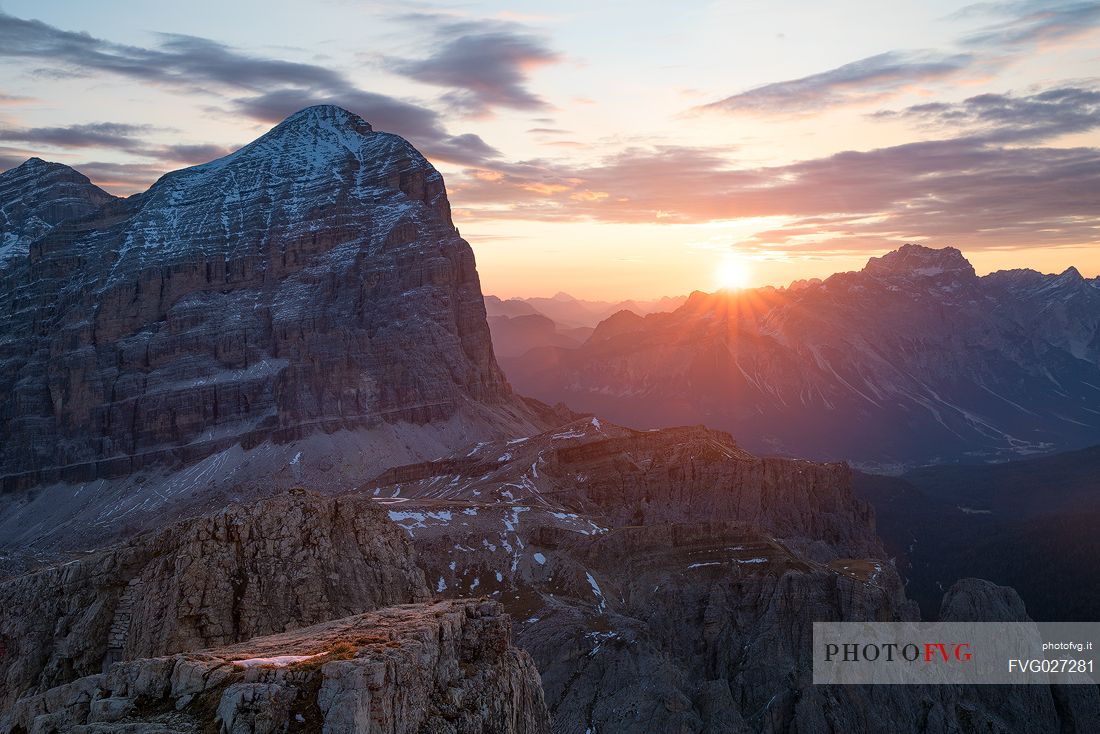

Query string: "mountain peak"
[1, 156, 114, 268]
[185, 105, 378, 175]
[1, 157, 100, 190]
[0, 98, 528, 498]
[590, 309, 646, 342]
[140, 103, 416, 231]
[8, 156, 66, 175]
[279, 104, 373, 133]
[862, 244, 976, 281]
[1057, 265, 1083, 282]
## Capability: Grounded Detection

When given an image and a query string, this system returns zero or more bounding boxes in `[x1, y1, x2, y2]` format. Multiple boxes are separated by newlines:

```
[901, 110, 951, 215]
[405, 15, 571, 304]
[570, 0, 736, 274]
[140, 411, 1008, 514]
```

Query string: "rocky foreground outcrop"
[0, 490, 430, 710]
[2, 599, 549, 734]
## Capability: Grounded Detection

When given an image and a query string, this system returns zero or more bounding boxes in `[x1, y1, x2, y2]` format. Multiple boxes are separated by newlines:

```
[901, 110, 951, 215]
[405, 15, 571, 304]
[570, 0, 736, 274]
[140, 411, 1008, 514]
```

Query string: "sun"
[716, 256, 752, 290]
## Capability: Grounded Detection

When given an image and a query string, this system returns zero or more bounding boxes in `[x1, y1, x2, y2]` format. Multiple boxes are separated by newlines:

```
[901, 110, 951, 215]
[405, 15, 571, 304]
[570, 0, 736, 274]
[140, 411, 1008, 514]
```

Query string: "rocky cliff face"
[501, 244, 1100, 467]
[367, 417, 881, 560]
[0, 490, 430, 709]
[2, 599, 550, 734]
[0, 105, 548, 563]
[361, 421, 1100, 733]
[0, 157, 114, 269]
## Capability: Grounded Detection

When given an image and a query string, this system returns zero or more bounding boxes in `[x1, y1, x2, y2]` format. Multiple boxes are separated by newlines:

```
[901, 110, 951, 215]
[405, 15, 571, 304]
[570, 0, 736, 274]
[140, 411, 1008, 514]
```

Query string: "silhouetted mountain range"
[488, 292, 688, 329]
[484, 292, 685, 359]
[502, 244, 1100, 467]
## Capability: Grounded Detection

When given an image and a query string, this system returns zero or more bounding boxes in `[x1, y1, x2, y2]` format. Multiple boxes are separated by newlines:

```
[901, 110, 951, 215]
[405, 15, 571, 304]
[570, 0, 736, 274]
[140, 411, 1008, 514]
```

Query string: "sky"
[0, 0, 1097, 299]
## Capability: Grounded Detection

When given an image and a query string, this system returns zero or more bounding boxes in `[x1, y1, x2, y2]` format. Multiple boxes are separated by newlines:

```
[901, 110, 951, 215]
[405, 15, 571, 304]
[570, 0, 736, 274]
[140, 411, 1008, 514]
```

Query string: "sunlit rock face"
[502, 244, 1100, 468]
[0, 490, 431, 709]
[2, 599, 550, 734]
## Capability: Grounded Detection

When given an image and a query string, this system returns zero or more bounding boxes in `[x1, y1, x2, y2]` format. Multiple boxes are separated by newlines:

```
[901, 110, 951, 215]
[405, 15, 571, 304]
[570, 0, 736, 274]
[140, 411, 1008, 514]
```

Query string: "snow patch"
[552, 429, 586, 440]
[586, 571, 607, 612]
[387, 510, 453, 536]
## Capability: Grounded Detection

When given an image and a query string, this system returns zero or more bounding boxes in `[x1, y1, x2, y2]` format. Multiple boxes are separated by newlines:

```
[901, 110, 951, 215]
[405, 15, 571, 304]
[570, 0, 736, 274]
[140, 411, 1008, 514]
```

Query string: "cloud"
[0, 13, 345, 92]
[0, 11, 501, 168]
[391, 32, 559, 115]
[0, 122, 155, 151]
[66, 160, 170, 194]
[731, 141, 1100, 251]
[448, 117, 1100, 252]
[160, 143, 236, 164]
[0, 122, 236, 167]
[959, 1, 1100, 48]
[695, 51, 974, 115]
[696, 2, 1100, 119]
[386, 14, 559, 116]
[873, 86, 1100, 143]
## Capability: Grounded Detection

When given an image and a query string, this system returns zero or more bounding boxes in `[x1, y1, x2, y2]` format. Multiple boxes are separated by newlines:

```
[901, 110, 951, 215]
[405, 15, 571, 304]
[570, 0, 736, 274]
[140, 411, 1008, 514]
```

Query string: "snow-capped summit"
[37, 106, 457, 288]
[280, 103, 375, 130]
[185, 104, 381, 177]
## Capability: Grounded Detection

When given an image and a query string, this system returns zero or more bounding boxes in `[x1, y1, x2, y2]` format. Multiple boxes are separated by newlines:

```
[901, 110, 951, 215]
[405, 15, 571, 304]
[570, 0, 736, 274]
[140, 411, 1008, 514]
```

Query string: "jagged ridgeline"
[502, 244, 1100, 468]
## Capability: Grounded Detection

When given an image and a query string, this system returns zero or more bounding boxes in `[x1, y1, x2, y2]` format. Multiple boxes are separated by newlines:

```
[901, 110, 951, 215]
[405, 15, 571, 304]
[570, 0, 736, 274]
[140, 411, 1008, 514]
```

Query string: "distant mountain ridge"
[484, 292, 686, 359]
[486, 292, 687, 329]
[501, 244, 1100, 466]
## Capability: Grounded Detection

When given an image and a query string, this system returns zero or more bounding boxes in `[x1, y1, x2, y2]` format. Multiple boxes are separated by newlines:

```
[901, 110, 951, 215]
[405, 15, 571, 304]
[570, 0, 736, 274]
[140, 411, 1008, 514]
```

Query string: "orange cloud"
[570, 190, 609, 202]
[522, 182, 572, 195]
